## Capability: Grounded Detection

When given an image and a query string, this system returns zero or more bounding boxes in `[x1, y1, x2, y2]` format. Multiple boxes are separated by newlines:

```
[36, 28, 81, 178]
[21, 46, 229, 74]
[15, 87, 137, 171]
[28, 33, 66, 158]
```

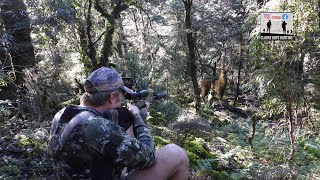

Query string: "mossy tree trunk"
[94, 0, 128, 69]
[234, 32, 244, 106]
[78, 0, 129, 72]
[319, 0, 320, 28]
[0, 0, 35, 86]
[287, 102, 295, 161]
[183, 0, 201, 112]
[78, 0, 98, 71]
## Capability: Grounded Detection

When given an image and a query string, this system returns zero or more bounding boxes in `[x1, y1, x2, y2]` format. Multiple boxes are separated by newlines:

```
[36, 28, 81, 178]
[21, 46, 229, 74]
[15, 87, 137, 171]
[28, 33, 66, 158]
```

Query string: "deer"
[200, 69, 227, 102]
[214, 69, 227, 100]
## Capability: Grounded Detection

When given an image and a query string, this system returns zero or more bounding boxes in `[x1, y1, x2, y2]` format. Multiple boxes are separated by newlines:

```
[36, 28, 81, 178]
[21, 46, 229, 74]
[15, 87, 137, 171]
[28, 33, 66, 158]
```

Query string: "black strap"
[59, 111, 94, 147]
[49, 108, 95, 155]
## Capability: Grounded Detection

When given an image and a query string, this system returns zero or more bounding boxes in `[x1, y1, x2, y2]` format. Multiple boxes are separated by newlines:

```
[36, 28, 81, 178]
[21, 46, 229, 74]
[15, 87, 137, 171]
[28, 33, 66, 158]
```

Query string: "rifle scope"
[124, 90, 149, 100]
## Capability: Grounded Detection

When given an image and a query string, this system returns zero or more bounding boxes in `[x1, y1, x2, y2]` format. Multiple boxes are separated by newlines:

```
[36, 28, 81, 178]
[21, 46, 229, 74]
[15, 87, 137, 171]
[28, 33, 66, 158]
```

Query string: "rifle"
[124, 90, 167, 108]
[103, 90, 166, 130]
[103, 77, 167, 130]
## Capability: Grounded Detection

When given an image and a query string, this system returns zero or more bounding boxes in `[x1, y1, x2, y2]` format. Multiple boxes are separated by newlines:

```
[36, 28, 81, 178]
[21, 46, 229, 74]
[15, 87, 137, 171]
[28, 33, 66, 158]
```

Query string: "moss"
[211, 170, 232, 180]
[58, 96, 80, 107]
[17, 136, 48, 159]
[197, 170, 232, 180]
[0, 165, 21, 176]
[18, 137, 46, 149]
[18, 136, 33, 146]
[183, 140, 215, 167]
[153, 136, 171, 149]
[30, 176, 42, 180]
[149, 110, 165, 125]
[304, 143, 320, 158]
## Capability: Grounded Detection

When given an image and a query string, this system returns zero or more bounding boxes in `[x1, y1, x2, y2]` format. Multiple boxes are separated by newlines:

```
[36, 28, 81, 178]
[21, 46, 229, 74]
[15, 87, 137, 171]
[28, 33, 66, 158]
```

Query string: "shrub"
[171, 110, 213, 142]
[150, 100, 181, 126]
[20, 64, 76, 121]
[0, 165, 20, 176]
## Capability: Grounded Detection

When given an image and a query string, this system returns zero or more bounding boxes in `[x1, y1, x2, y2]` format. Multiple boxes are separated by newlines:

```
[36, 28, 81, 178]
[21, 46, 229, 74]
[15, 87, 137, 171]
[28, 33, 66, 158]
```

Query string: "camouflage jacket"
[48, 105, 155, 180]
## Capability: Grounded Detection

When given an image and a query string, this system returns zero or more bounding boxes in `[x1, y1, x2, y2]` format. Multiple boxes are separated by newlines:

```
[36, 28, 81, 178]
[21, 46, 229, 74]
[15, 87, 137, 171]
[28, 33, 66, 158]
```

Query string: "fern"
[197, 158, 218, 171]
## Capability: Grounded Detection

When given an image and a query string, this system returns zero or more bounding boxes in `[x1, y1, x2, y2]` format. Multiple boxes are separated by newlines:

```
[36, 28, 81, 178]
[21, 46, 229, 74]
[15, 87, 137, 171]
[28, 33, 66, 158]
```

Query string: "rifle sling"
[49, 110, 95, 152]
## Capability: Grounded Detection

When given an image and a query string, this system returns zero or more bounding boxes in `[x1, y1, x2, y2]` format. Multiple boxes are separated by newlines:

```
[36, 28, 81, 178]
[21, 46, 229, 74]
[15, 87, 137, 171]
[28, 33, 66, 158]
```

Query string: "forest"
[0, 0, 319, 179]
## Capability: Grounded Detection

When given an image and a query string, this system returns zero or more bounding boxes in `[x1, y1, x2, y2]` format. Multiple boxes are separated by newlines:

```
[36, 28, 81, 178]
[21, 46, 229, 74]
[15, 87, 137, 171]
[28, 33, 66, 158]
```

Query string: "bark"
[183, 0, 201, 112]
[234, 33, 243, 106]
[78, 0, 97, 71]
[115, 21, 126, 58]
[257, 0, 269, 8]
[86, 0, 98, 69]
[248, 115, 257, 149]
[287, 103, 295, 161]
[94, 0, 128, 68]
[0, 0, 35, 85]
[257, 0, 263, 8]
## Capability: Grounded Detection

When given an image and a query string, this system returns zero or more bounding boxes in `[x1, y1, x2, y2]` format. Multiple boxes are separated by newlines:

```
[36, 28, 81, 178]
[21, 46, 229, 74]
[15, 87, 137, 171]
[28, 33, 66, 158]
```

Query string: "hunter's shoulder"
[82, 115, 120, 135]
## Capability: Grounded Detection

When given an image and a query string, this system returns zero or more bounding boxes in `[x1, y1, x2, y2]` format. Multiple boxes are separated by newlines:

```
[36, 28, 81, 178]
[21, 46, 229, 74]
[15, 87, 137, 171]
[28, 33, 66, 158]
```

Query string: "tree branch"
[94, 0, 111, 19]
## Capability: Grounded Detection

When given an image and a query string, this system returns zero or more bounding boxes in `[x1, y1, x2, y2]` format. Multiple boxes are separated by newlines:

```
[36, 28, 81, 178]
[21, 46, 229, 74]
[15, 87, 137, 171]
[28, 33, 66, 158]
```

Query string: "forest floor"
[0, 93, 320, 179]
[182, 93, 320, 180]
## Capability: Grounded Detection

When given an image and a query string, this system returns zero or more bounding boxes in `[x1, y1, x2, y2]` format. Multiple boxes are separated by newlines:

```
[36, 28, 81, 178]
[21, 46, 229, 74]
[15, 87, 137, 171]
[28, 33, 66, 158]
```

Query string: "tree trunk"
[234, 33, 243, 106]
[183, 0, 201, 112]
[287, 103, 295, 161]
[257, 0, 263, 8]
[115, 20, 126, 59]
[248, 115, 257, 149]
[0, 0, 35, 85]
[257, 0, 269, 8]
[86, 0, 98, 69]
[94, 0, 128, 69]
[78, 0, 97, 71]
[100, 27, 115, 68]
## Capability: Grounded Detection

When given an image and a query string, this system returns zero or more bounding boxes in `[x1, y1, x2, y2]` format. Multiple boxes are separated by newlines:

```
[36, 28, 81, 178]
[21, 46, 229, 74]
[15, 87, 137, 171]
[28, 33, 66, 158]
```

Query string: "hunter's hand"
[127, 103, 140, 115]
[140, 101, 151, 116]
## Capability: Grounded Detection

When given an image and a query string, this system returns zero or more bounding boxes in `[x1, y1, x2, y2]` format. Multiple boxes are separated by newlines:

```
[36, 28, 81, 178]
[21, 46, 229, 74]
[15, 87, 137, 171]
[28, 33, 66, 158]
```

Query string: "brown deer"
[201, 77, 212, 102]
[214, 69, 227, 100]
[200, 69, 227, 102]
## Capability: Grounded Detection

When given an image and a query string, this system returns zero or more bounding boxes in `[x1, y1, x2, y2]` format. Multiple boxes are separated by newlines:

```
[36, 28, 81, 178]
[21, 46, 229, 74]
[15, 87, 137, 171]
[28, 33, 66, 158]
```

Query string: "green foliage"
[21, 64, 75, 121]
[0, 71, 10, 89]
[59, 96, 81, 107]
[260, 97, 286, 118]
[116, 51, 150, 89]
[197, 169, 232, 180]
[153, 135, 171, 150]
[16, 135, 47, 158]
[124, 0, 141, 7]
[173, 85, 194, 106]
[0, 128, 54, 179]
[183, 140, 215, 167]
[152, 100, 181, 126]
[0, 106, 12, 119]
[210, 170, 232, 180]
[197, 158, 218, 171]
[226, 133, 248, 148]
[0, 165, 20, 176]
[253, 136, 290, 163]
[148, 110, 165, 126]
[1, 0, 320, 179]
[298, 139, 320, 159]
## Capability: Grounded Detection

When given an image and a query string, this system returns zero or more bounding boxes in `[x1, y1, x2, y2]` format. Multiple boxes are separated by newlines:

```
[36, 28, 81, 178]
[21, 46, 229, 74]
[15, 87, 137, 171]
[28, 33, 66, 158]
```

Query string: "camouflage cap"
[84, 67, 133, 93]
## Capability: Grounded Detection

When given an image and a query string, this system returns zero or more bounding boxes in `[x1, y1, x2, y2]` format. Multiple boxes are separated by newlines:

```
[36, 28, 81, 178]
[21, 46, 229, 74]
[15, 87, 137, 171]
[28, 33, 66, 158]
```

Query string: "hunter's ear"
[110, 92, 117, 102]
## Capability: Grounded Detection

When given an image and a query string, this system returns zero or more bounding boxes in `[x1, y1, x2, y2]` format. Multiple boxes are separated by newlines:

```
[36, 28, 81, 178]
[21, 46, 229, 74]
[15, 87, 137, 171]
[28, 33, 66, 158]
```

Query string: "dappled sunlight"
[0, 0, 319, 179]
